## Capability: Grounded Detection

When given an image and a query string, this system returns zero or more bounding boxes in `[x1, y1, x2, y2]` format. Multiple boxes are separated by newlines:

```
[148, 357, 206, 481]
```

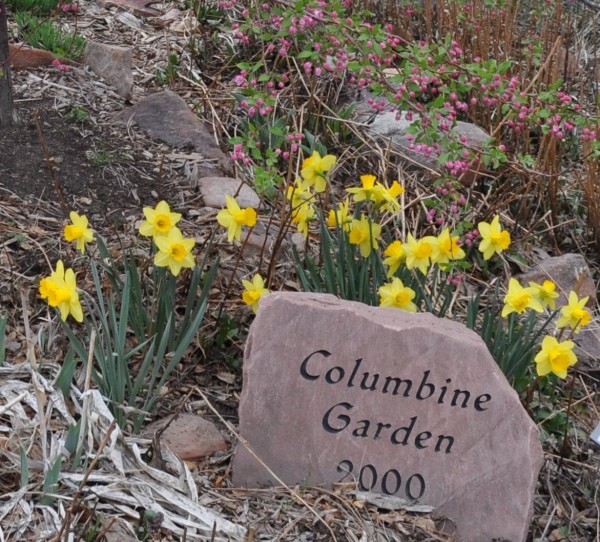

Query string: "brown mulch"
[1, 1, 600, 541]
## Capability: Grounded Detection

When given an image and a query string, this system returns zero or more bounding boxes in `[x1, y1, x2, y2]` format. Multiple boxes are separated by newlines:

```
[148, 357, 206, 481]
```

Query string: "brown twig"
[195, 388, 339, 542]
[51, 419, 118, 542]
[33, 110, 70, 217]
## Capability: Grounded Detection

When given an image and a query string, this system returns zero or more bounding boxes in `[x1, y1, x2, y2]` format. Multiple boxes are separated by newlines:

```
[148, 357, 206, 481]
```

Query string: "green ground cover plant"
[6, 0, 58, 15]
[14, 11, 85, 59]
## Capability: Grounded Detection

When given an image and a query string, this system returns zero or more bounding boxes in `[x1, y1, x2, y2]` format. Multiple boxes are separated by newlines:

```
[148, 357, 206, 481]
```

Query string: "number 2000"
[336, 460, 425, 500]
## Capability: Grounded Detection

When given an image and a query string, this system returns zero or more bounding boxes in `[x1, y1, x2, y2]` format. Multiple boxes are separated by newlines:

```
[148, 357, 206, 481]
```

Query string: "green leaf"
[55, 349, 76, 396]
[41, 457, 62, 505]
[20, 447, 29, 488]
[65, 422, 81, 455]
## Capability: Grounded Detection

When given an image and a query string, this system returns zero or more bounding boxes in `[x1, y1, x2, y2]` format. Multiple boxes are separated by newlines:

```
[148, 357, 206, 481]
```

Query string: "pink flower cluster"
[463, 229, 480, 248]
[231, 143, 251, 165]
[52, 59, 71, 72]
[446, 273, 463, 287]
[444, 159, 470, 176]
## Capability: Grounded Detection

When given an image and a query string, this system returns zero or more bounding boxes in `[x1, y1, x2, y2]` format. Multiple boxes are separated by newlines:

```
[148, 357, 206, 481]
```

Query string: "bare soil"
[0, 101, 159, 226]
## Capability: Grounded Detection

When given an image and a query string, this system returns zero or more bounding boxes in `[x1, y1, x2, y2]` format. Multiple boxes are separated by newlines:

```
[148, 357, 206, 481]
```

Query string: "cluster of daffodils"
[39, 211, 94, 322]
[139, 201, 196, 277]
[214, 151, 516, 316]
[285, 151, 511, 269]
[501, 278, 592, 379]
[215, 195, 269, 313]
[284, 151, 337, 239]
[375, 216, 510, 312]
[217, 150, 518, 315]
[39, 203, 198, 322]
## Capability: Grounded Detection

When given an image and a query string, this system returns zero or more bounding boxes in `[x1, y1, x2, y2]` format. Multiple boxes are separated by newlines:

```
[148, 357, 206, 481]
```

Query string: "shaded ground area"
[0, 101, 159, 225]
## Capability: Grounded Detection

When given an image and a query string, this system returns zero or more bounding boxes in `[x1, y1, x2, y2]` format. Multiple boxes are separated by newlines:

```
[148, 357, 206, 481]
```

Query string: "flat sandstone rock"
[85, 42, 133, 100]
[233, 293, 543, 542]
[142, 414, 227, 461]
[115, 91, 226, 161]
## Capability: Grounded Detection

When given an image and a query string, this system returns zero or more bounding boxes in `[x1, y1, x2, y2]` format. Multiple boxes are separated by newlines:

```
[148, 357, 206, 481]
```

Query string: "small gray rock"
[197, 176, 260, 209]
[85, 42, 133, 100]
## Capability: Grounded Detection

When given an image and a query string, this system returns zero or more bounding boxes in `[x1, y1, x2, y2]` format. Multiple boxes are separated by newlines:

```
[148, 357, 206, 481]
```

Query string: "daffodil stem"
[558, 374, 576, 471]
[523, 375, 542, 411]
[214, 226, 254, 326]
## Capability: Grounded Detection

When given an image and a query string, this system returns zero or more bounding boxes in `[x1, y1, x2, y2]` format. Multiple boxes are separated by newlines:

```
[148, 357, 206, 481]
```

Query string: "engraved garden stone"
[232, 292, 543, 542]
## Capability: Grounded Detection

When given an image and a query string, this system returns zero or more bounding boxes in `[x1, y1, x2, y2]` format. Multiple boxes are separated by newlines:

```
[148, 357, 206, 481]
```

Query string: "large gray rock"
[519, 253, 599, 370]
[96, 0, 160, 17]
[518, 253, 596, 307]
[114, 91, 227, 161]
[197, 176, 260, 209]
[366, 111, 490, 185]
[233, 292, 543, 542]
[85, 42, 133, 100]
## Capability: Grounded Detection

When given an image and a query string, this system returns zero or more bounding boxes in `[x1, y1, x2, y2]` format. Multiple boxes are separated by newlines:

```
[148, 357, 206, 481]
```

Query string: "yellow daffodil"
[217, 195, 257, 243]
[379, 277, 418, 312]
[327, 199, 352, 232]
[556, 291, 591, 334]
[403, 234, 437, 275]
[383, 240, 405, 278]
[346, 174, 385, 203]
[378, 180, 405, 213]
[286, 181, 314, 209]
[348, 215, 382, 258]
[477, 215, 511, 260]
[431, 229, 465, 265]
[529, 280, 559, 310]
[153, 228, 196, 276]
[291, 201, 316, 239]
[39, 260, 83, 322]
[64, 211, 94, 254]
[139, 200, 182, 238]
[242, 274, 270, 313]
[300, 151, 336, 193]
[534, 336, 577, 378]
[501, 278, 544, 317]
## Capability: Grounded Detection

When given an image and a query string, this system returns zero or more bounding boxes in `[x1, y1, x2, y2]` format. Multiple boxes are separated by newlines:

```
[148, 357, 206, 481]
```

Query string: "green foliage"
[295, 212, 458, 317]
[62, 237, 219, 432]
[65, 105, 89, 124]
[215, 313, 239, 349]
[6, 0, 58, 15]
[155, 53, 180, 86]
[188, 0, 226, 24]
[87, 146, 121, 168]
[54, 348, 76, 395]
[41, 456, 62, 505]
[136, 509, 163, 541]
[14, 11, 85, 60]
[295, 218, 387, 306]
[19, 446, 29, 488]
[64, 421, 84, 469]
[82, 516, 103, 542]
[465, 287, 556, 391]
